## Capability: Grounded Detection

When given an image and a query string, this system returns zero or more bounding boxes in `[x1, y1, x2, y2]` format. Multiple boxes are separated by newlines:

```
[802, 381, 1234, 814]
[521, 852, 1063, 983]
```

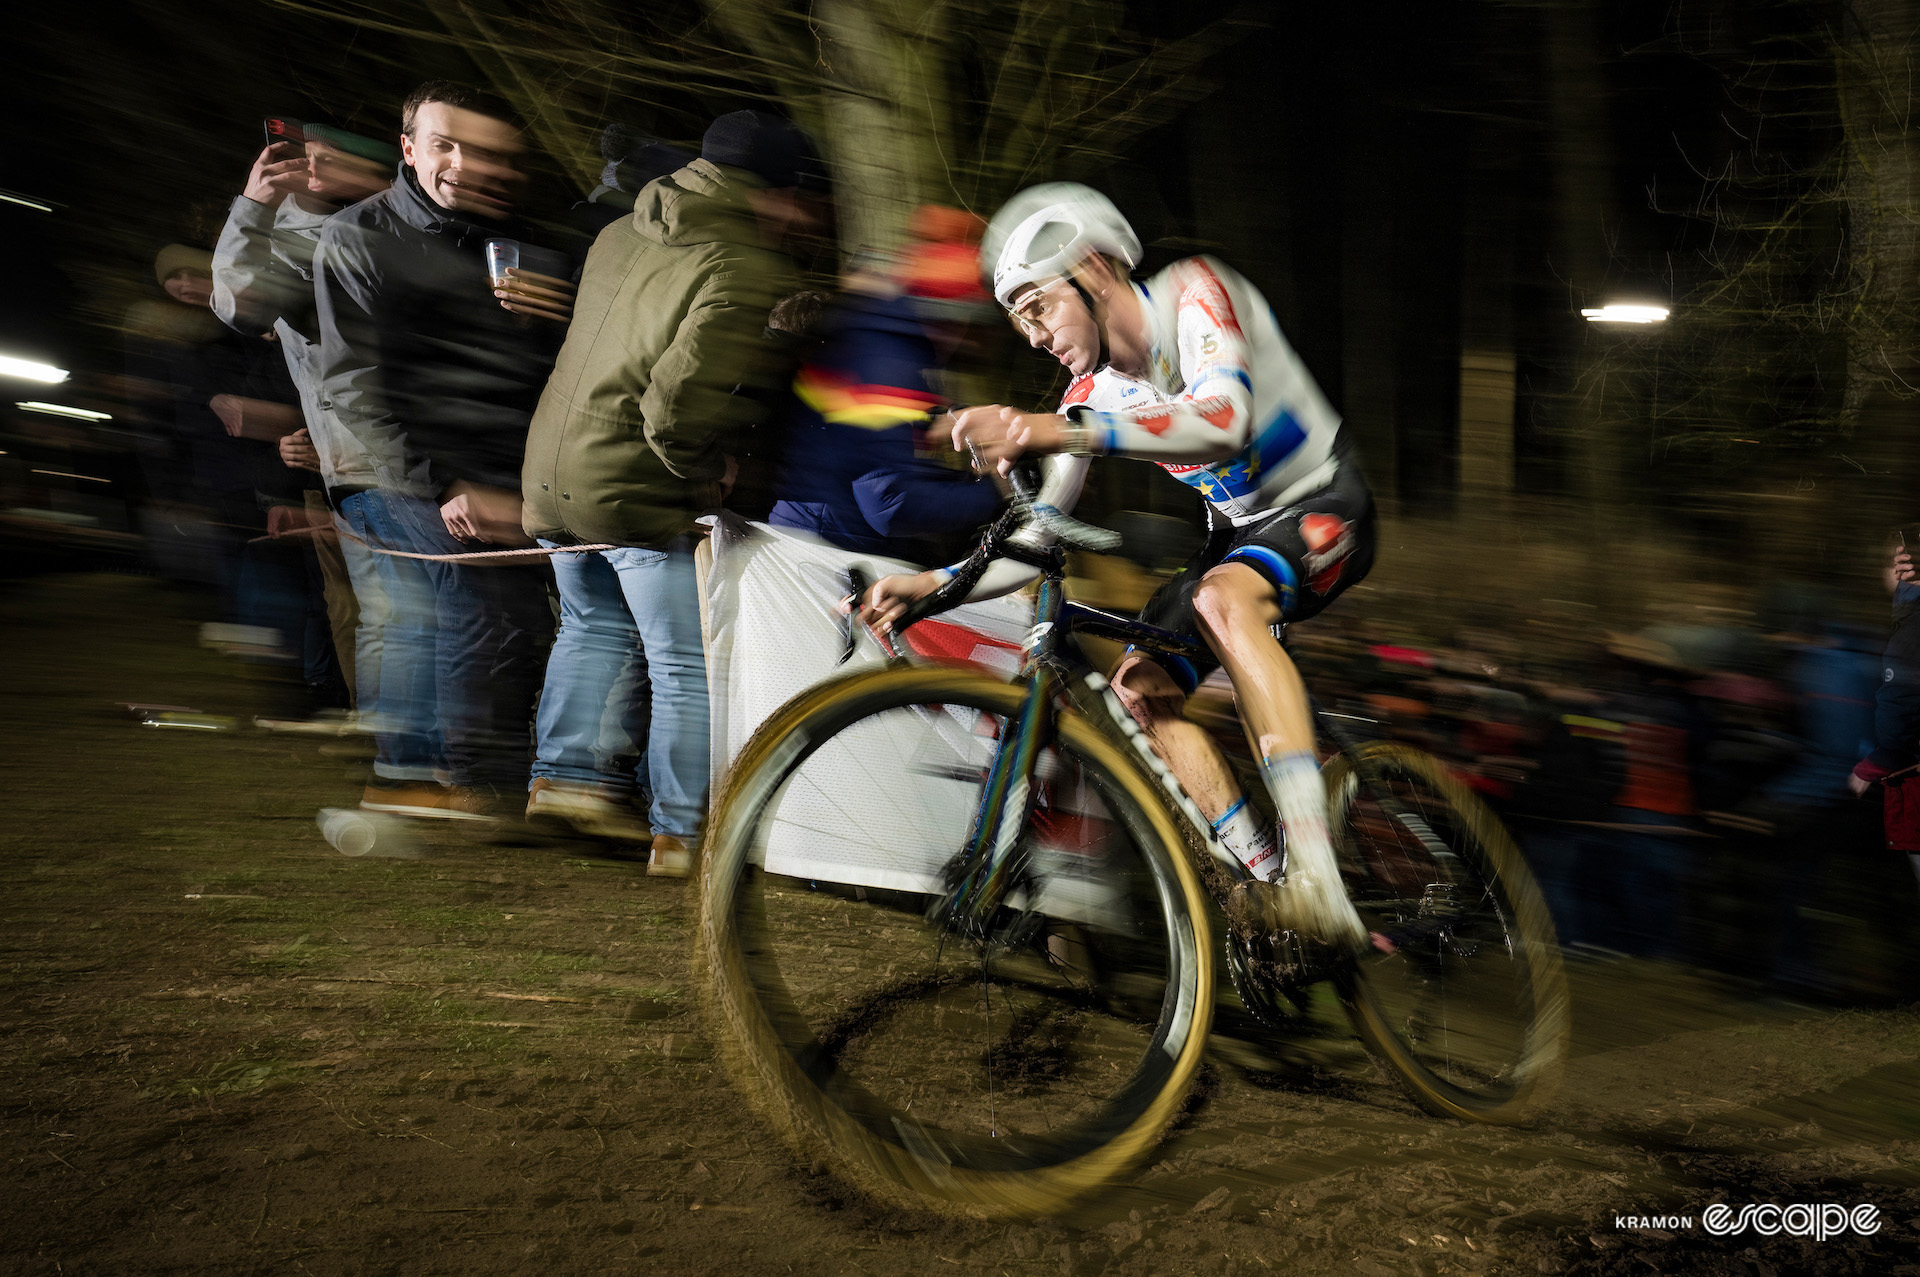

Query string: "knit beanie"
[700, 111, 822, 190]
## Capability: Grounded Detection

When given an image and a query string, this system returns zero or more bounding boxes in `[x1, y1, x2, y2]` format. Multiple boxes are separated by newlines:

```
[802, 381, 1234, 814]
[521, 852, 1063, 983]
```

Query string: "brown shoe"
[647, 834, 694, 879]
[441, 785, 505, 822]
[361, 779, 454, 819]
[526, 778, 651, 842]
[361, 779, 498, 822]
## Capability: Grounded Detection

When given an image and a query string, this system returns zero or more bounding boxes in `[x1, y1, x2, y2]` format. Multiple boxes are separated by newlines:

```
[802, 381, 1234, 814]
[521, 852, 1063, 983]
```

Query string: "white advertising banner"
[701, 517, 1035, 891]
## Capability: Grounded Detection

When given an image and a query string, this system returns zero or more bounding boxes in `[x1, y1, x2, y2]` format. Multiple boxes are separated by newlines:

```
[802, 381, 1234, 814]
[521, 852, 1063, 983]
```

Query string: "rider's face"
[1008, 278, 1100, 377]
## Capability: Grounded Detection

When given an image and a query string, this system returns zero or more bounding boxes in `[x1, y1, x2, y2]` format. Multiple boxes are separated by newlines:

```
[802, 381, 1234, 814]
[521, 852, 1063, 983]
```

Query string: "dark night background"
[5, 0, 1862, 544]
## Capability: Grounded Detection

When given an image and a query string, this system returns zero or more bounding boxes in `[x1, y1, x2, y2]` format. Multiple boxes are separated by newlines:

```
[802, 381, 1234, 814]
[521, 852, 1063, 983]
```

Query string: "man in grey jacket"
[212, 123, 395, 711]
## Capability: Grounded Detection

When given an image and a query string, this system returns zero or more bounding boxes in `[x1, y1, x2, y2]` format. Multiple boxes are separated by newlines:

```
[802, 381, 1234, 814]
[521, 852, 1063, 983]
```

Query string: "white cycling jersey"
[1061, 254, 1343, 525]
[951, 254, 1345, 600]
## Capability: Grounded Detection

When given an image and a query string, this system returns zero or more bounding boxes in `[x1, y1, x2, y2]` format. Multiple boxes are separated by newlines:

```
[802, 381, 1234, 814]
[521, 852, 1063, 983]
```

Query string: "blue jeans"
[336, 517, 390, 721]
[532, 538, 708, 838]
[337, 489, 552, 790]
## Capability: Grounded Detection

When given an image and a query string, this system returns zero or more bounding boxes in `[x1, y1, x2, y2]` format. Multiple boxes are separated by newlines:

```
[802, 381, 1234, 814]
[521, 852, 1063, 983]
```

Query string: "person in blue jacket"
[769, 207, 1002, 560]
[1852, 546, 1920, 795]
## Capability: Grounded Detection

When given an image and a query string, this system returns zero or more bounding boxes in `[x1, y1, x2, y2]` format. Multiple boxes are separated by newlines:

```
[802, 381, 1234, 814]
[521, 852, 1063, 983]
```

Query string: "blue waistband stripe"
[1222, 543, 1299, 612]
[1121, 645, 1201, 695]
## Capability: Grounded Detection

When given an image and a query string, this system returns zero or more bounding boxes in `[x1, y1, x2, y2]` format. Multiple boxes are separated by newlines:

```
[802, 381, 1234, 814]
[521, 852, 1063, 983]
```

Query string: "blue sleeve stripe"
[1193, 368, 1253, 396]
[1250, 411, 1308, 474]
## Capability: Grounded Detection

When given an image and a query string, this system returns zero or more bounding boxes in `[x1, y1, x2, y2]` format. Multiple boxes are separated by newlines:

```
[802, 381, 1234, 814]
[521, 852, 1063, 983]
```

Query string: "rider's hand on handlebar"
[951, 405, 1071, 476]
[859, 570, 946, 634]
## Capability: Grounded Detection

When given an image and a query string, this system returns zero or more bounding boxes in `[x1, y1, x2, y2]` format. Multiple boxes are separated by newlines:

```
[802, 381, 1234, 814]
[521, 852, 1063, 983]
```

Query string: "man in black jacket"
[315, 80, 575, 818]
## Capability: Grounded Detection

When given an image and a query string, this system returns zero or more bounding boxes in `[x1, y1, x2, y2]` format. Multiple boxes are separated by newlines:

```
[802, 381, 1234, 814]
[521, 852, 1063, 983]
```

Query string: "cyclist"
[862, 182, 1378, 949]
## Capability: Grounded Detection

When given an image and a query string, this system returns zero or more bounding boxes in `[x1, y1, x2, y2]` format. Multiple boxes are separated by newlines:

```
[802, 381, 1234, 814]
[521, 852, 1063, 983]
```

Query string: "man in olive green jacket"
[520, 111, 816, 876]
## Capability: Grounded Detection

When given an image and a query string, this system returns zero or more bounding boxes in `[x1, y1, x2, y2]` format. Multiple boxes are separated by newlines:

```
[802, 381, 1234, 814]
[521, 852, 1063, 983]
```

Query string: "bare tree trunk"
[1546, 0, 1622, 604]
[813, 0, 956, 252]
[1837, 0, 1920, 517]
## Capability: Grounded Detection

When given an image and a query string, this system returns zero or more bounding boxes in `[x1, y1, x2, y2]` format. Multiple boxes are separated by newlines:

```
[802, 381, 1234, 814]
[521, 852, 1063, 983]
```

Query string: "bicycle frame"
[904, 533, 1457, 951]
[920, 549, 1245, 940]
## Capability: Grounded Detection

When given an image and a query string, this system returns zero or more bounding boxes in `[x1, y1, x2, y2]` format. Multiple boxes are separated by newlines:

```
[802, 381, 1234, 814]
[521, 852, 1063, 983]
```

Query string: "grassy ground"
[2, 573, 1918, 1276]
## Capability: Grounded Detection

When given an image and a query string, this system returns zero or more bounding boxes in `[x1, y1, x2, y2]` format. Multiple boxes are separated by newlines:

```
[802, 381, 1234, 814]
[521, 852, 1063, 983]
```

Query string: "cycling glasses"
[1006, 278, 1083, 339]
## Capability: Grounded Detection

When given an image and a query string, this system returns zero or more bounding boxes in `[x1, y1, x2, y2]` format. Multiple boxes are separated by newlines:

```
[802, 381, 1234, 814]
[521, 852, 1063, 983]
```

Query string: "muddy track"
[2, 574, 1917, 1275]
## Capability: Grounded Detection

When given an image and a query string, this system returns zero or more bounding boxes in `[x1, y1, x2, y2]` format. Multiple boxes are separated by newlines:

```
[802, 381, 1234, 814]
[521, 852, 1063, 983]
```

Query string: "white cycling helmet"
[983, 182, 1142, 309]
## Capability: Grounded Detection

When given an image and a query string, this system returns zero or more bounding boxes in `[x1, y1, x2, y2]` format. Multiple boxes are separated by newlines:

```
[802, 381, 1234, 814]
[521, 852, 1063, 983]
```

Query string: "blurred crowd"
[84, 78, 1920, 990]
[1269, 579, 1920, 1000]
[117, 81, 1002, 879]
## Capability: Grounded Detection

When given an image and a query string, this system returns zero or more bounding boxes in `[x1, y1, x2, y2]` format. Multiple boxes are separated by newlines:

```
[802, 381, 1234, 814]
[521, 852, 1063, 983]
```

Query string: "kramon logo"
[1614, 1204, 1880, 1242]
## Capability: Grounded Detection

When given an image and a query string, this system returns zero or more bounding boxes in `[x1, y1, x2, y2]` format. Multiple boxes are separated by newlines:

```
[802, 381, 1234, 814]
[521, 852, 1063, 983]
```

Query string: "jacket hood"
[632, 159, 764, 249]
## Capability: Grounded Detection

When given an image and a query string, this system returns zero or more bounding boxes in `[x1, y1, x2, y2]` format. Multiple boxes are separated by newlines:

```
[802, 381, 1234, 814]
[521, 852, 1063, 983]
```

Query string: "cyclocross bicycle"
[697, 473, 1569, 1218]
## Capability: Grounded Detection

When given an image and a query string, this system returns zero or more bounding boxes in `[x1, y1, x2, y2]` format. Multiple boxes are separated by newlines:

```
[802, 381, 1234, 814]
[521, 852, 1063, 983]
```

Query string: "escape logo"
[1615, 1204, 1880, 1242]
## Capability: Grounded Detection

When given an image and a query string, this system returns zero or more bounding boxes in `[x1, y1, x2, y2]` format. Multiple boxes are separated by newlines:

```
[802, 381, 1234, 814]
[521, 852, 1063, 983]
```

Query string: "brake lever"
[840, 567, 871, 665]
[966, 440, 993, 480]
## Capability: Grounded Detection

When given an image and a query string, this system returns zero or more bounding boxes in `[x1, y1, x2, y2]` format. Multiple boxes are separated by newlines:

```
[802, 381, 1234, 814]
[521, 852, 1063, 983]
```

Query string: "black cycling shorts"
[1130, 461, 1375, 695]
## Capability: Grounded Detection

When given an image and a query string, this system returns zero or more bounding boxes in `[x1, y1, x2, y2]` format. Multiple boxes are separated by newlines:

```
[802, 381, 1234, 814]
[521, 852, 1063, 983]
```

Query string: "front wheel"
[698, 665, 1214, 1218]
[1325, 742, 1569, 1123]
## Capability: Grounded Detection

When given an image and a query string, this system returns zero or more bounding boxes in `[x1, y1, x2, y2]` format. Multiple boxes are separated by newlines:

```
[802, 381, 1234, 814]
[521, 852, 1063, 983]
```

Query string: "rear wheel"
[1325, 742, 1568, 1122]
[699, 665, 1214, 1217]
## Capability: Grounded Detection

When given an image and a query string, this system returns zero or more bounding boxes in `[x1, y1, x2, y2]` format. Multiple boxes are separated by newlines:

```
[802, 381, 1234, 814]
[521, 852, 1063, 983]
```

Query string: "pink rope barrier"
[253, 520, 621, 565]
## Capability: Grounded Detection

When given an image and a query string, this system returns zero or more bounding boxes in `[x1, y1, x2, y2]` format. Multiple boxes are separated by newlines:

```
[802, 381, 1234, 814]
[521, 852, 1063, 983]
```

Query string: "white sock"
[1212, 796, 1283, 882]
[1258, 750, 1365, 942]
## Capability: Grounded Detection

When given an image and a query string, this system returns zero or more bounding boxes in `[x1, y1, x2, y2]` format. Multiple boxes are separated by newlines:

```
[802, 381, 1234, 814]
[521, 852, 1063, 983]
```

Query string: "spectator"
[1512, 681, 1625, 952]
[721, 287, 831, 522]
[212, 121, 397, 715]
[572, 124, 694, 238]
[316, 80, 576, 819]
[519, 110, 820, 874]
[768, 206, 1003, 560]
[124, 243, 307, 630]
[1851, 542, 1920, 794]
[1725, 593, 1881, 992]
[1598, 634, 1715, 959]
[1852, 541, 1920, 895]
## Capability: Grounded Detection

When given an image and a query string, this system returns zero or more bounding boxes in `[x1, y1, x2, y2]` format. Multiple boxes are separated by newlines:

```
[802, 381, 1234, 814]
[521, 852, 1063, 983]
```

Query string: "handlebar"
[885, 456, 1119, 634]
[1005, 459, 1122, 555]
[891, 501, 1023, 632]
